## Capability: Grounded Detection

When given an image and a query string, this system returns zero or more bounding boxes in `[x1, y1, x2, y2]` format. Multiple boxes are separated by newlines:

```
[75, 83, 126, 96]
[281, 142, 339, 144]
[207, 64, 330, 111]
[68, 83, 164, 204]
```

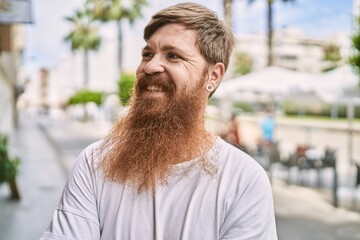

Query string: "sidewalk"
[0, 116, 359, 240]
[0, 117, 111, 240]
[0, 118, 67, 240]
[37, 117, 111, 172]
[273, 179, 360, 240]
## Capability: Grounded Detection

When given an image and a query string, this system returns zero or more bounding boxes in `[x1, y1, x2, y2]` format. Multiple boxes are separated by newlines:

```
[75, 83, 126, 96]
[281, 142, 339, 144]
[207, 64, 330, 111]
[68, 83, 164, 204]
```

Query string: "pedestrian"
[260, 109, 275, 146]
[222, 112, 249, 153]
[40, 3, 277, 240]
[223, 113, 240, 145]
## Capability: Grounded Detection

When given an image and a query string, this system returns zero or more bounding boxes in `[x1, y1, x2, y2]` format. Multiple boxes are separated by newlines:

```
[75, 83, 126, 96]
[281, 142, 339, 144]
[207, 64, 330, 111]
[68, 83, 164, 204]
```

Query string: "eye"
[142, 51, 153, 60]
[167, 52, 181, 60]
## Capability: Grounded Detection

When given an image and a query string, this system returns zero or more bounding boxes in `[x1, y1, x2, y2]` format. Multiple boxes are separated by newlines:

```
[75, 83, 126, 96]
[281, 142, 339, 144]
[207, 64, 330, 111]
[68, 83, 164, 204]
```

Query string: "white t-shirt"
[40, 138, 277, 240]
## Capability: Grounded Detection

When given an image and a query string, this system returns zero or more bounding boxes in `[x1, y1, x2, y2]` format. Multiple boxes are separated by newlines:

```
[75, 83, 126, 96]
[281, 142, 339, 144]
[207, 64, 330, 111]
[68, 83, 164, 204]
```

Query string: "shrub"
[233, 102, 253, 113]
[68, 89, 104, 106]
[0, 134, 20, 185]
[283, 100, 360, 118]
[118, 73, 135, 106]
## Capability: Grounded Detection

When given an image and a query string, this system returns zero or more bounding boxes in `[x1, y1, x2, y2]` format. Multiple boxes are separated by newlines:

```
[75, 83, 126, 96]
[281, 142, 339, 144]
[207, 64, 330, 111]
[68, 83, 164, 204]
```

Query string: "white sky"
[23, 0, 353, 75]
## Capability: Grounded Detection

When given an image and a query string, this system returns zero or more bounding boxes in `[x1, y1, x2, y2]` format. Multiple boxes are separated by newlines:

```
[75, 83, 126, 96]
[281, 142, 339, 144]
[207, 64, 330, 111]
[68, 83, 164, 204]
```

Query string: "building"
[20, 22, 119, 115]
[0, 0, 32, 134]
[232, 28, 350, 76]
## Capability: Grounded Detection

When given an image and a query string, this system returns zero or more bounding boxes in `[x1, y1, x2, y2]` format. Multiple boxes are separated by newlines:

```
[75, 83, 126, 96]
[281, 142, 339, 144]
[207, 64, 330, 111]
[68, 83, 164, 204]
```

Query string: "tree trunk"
[83, 50, 89, 121]
[116, 20, 123, 97]
[117, 20, 123, 77]
[12, 83, 18, 128]
[223, 0, 233, 28]
[267, 0, 274, 66]
[83, 50, 89, 89]
[8, 177, 20, 200]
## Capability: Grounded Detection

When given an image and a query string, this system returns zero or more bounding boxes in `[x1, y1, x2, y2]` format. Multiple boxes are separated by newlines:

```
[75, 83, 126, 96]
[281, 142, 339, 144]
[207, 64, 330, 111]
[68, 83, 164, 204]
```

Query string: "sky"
[23, 0, 354, 75]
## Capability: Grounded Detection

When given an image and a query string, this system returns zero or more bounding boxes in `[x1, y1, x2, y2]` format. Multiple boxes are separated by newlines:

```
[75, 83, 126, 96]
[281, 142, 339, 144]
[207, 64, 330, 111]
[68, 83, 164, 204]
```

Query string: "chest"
[96, 173, 225, 240]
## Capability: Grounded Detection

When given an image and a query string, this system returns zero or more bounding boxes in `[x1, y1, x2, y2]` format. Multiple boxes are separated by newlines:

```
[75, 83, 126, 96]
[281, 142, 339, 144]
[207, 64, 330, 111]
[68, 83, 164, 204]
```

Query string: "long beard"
[97, 73, 216, 193]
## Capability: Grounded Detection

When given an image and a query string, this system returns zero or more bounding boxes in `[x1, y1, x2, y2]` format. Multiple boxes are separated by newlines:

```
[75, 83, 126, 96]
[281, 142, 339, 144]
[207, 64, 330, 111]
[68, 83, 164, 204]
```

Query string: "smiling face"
[136, 23, 210, 100]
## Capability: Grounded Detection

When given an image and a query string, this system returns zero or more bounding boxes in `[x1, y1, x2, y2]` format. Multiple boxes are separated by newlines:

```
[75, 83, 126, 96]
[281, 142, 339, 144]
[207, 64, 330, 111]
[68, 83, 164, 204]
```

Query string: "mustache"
[136, 73, 176, 95]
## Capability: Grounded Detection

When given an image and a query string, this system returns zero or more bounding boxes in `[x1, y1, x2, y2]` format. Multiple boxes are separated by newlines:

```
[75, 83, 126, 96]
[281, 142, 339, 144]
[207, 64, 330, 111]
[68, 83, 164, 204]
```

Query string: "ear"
[208, 62, 225, 87]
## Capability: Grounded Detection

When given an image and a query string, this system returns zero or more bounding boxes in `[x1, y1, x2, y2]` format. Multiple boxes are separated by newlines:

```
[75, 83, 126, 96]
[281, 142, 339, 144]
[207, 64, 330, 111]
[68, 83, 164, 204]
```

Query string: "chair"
[352, 161, 360, 210]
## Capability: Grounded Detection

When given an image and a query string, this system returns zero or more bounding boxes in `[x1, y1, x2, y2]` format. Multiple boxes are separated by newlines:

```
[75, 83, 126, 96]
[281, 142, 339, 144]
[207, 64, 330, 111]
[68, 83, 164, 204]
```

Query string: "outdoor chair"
[318, 148, 337, 188]
[283, 146, 336, 188]
[352, 161, 360, 210]
[267, 142, 302, 184]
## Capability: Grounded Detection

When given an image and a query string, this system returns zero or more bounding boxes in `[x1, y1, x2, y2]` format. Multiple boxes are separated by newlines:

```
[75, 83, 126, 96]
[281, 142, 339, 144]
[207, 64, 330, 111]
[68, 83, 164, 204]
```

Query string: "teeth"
[147, 86, 162, 92]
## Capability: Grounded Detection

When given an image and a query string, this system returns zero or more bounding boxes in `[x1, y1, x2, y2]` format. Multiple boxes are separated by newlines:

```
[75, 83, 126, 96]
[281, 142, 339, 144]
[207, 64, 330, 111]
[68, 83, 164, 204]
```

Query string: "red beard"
[97, 72, 216, 193]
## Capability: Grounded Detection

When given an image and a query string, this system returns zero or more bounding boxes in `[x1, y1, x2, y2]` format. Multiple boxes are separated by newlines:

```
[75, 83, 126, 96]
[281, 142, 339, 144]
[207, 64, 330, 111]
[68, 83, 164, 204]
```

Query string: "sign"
[0, 0, 32, 24]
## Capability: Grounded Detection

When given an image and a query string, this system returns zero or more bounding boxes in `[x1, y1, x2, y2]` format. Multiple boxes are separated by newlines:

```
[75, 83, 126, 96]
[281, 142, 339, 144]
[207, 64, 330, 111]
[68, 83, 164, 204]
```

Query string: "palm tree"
[223, 0, 233, 28]
[350, 16, 360, 87]
[224, 0, 295, 66]
[86, 0, 147, 77]
[247, 0, 296, 66]
[64, 9, 101, 89]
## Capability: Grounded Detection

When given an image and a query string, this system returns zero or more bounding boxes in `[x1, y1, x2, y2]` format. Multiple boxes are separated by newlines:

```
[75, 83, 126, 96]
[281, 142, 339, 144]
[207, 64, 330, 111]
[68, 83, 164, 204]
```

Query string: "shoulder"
[69, 140, 103, 176]
[80, 140, 103, 160]
[217, 138, 263, 172]
[216, 140, 277, 239]
[215, 137, 270, 188]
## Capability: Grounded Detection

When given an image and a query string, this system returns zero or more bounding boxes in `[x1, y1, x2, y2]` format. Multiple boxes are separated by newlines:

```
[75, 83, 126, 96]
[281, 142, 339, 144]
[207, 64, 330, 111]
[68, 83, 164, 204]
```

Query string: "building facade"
[0, 24, 24, 134]
[232, 28, 350, 76]
[0, 0, 32, 134]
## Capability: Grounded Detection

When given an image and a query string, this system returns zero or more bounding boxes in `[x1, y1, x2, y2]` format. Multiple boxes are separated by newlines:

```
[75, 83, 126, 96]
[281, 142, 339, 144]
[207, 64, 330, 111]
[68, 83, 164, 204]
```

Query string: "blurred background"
[0, 0, 360, 239]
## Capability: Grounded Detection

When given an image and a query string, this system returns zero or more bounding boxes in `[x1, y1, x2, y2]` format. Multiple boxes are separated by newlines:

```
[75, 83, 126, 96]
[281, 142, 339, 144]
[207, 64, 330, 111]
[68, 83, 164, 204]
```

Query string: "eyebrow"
[142, 44, 188, 55]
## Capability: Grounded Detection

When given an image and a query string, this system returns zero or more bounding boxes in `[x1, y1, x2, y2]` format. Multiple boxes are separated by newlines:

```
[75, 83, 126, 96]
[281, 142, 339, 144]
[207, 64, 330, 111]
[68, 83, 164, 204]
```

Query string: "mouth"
[136, 74, 176, 98]
[146, 85, 163, 92]
[141, 84, 168, 98]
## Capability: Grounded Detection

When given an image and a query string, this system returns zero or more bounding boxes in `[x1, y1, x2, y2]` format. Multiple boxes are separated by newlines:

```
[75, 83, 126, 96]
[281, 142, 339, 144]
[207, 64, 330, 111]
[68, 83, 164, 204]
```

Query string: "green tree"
[64, 9, 101, 89]
[349, 16, 360, 87]
[86, 0, 147, 77]
[233, 51, 253, 75]
[323, 43, 342, 72]
[323, 44, 341, 62]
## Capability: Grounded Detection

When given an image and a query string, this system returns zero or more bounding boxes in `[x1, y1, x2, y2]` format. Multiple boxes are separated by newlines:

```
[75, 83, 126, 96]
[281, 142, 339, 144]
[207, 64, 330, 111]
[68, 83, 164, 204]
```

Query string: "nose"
[143, 56, 165, 74]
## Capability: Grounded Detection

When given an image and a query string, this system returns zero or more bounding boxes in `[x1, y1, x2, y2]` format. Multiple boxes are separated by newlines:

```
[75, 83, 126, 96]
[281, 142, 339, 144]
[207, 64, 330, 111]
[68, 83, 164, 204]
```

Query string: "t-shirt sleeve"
[40, 144, 100, 240]
[220, 168, 278, 240]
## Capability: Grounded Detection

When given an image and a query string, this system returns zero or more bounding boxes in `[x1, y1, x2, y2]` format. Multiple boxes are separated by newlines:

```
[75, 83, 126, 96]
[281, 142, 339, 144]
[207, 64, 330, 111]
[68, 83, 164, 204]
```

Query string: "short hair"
[144, 2, 235, 70]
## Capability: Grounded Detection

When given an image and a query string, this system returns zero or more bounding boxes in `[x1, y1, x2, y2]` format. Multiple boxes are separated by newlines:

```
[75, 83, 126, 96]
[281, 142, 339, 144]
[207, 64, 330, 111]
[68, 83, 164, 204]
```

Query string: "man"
[260, 109, 275, 146]
[40, 3, 277, 240]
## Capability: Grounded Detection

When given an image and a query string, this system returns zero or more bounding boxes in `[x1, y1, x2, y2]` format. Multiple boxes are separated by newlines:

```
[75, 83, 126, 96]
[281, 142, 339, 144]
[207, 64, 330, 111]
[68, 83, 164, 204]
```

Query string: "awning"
[0, 0, 32, 24]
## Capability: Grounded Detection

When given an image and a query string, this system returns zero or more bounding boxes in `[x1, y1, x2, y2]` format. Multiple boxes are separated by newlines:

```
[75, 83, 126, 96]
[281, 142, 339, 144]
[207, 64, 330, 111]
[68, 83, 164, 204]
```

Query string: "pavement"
[0, 115, 359, 240]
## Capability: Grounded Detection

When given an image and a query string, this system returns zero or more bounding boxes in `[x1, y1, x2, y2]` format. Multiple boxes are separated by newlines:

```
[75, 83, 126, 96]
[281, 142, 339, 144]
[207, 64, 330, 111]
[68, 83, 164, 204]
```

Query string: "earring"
[206, 84, 215, 92]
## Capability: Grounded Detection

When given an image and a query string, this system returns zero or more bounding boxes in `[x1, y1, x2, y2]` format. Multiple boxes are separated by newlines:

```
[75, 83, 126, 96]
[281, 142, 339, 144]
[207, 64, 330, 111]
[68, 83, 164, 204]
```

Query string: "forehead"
[145, 24, 200, 53]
